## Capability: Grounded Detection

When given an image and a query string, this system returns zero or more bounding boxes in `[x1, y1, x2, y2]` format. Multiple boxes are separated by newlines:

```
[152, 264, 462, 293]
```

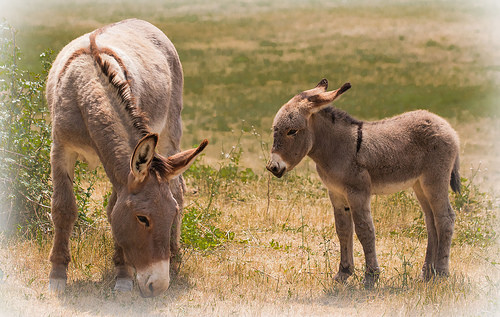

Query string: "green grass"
[2, 0, 499, 142]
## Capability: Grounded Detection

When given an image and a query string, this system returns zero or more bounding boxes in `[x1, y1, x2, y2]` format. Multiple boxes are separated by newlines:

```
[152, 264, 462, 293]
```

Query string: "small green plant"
[269, 238, 291, 251]
[181, 204, 234, 250]
[453, 171, 484, 212]
[73, 163, 101, 228]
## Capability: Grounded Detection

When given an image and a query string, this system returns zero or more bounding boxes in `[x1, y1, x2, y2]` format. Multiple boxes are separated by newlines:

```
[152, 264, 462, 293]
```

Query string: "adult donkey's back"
[46, 19, 207, 297]
[267, 79, 460, 288]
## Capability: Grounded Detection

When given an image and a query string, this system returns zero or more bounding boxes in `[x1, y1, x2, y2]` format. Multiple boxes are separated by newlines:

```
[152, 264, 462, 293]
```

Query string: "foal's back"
[359, 110, 460, 188]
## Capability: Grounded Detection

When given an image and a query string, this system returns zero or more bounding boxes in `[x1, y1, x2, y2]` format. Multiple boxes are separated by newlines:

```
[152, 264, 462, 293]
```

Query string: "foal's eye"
[287, 129, 298, 136]
[136, 215, 150, 227]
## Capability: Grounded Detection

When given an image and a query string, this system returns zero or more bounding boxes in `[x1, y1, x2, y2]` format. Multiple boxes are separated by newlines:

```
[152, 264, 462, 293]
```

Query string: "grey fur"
[267, 79, 460, 287]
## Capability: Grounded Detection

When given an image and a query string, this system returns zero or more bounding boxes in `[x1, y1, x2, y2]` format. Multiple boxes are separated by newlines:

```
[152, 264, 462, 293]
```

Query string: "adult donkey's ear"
[307, 82, 351, 113]
[130, 133, 158, 183]
[164, 139, 209, 180]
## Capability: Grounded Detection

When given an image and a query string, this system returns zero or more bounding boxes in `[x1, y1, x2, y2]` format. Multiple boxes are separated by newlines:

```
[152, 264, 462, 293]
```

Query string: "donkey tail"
[450, 155, 461, 193]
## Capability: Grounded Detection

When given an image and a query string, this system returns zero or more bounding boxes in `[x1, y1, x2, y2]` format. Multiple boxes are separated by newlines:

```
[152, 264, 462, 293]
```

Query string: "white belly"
[71, 145, 101, 170]
[371, 178, 418, 195]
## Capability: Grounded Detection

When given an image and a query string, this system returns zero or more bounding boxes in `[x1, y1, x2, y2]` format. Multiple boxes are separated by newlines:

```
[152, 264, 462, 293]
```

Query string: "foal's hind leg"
[49, 144, 78, 292]
[420, 178, 456, 277]
[106, 190, 134, 291]
[328, 191, 354, 282]
[413, 181, 438, 280]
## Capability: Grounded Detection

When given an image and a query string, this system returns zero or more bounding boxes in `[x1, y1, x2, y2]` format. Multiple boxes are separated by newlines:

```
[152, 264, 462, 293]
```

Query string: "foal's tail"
[450, 155, 461, 194]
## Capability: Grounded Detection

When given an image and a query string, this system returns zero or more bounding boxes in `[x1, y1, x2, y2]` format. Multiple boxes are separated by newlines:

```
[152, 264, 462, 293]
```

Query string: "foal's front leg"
[348, 190, 380, 288]
[328, 191, 354, 282]
[49, 145, 78, 292]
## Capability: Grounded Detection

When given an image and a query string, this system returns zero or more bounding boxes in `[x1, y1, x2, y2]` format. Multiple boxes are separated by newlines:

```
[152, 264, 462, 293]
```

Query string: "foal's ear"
[164, 139, 208, 181]
[315, 78, 329, 91]
[307, 82, 351, 113]
[130, 133, 158, 183]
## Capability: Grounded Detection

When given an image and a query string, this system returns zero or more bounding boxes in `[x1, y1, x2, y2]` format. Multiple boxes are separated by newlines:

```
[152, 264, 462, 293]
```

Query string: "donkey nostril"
[148, 282, 154, 293]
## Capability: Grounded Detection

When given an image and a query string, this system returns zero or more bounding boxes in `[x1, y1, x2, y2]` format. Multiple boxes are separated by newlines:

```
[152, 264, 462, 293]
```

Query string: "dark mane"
[89, 28, 150, 136]
[319, 106, 364, 153]
[319, 106, 363, 126]
[57, 48, 91, 83]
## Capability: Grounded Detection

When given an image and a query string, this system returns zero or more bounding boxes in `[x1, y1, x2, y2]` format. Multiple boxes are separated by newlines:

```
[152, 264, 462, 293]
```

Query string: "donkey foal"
[267, 79, 460, 288]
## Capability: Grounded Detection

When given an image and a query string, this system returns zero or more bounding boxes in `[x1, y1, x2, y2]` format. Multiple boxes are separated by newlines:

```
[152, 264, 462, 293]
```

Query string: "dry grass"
[1, 119, 499, 316]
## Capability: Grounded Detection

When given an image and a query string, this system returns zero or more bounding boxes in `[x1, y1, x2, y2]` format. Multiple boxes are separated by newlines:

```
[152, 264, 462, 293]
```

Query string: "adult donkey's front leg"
[348, 190, 380, 289]
[106, 190, 134, 292]
[49, 144, 78, 292]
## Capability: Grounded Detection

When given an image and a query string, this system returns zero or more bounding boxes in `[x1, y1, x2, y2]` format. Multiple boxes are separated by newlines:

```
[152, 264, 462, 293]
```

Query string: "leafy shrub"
[0, 22, 104, 237]
[0, 22, 53, 235]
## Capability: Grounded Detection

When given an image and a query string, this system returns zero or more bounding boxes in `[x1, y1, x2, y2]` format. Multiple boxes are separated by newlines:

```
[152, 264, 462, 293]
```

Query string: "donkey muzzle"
[266, 153, 287, 178]
[136, 260, 170, 297]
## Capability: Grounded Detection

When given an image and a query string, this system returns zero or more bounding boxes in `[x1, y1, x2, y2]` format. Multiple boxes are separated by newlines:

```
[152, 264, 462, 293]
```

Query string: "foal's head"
[110, 134, 207, 297]
[267, 79, 350, 178]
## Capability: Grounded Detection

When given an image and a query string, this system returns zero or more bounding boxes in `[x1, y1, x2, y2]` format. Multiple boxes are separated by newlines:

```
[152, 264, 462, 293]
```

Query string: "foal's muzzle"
[266, 160, 286, 178]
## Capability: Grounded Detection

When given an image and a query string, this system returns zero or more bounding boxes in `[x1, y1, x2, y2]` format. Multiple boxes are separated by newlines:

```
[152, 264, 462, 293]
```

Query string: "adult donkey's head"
[266, 79, 351, 178]
[110, 133, 207, 297]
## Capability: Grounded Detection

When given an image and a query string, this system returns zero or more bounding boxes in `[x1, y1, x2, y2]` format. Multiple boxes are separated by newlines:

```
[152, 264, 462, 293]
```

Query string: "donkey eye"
[287, 129, 298, 136]
[136, 215, 150, 227]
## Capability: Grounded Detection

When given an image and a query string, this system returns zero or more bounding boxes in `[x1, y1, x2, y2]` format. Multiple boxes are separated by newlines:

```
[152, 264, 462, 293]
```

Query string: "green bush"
[0, 22, 53, 236]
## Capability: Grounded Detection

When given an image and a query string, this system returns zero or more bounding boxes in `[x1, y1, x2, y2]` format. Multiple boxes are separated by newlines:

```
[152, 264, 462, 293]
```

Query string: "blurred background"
[2, 0, 499, 134]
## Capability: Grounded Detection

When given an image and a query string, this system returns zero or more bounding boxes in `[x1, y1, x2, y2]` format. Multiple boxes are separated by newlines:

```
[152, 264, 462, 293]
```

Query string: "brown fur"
[57, 48, 90, 82]
[267, 79, 460, 288]
[46, 19, 207, 297]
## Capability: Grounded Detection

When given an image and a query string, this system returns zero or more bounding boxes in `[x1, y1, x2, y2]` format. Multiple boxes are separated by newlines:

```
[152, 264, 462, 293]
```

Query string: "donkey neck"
[308, 107, 362, 168]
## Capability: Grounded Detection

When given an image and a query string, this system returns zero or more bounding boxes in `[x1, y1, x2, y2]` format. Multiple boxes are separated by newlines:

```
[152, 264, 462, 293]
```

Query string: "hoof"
[49, 278, 66, 293]
[333, 272, 351, 283]
[114, 278, 133, 292]
[421, 269, 449, 281]
[363, 270, 380, 289]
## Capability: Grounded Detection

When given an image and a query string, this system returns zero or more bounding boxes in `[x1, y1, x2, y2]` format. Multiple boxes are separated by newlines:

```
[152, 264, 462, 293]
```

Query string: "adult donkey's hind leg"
[329, 191, 354, 282]
[49, 144, 78, 292]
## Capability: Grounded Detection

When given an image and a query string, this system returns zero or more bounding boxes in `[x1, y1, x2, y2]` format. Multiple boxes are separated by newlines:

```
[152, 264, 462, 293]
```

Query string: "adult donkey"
[267, 79, 460, 288]
[46, 19, 207, 297]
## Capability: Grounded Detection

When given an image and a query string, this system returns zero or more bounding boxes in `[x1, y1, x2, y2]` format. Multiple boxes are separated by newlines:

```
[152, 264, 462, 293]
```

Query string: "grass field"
[1, 0, 499, 315]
